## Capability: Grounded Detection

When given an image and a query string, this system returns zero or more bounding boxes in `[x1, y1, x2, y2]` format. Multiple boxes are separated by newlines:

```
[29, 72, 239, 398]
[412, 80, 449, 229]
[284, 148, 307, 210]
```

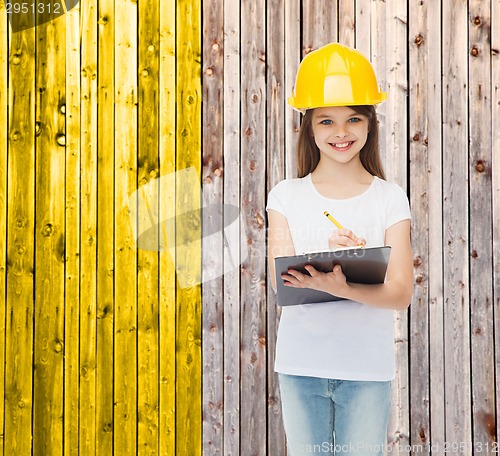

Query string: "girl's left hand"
[282, 264, 350, 298]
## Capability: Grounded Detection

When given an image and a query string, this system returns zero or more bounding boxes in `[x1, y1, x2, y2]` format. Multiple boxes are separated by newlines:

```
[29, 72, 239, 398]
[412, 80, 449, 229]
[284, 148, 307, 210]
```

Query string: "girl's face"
[311, 106, 369, 166]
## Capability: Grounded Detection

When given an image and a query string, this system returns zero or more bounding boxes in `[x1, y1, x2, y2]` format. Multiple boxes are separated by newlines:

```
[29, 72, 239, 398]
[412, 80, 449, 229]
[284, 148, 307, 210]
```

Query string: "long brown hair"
[296, 105, 386, 180]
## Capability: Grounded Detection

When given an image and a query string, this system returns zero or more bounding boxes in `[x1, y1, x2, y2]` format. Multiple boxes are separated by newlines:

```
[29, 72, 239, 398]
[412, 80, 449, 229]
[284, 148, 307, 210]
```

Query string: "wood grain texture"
[202, 0, 224, 453]
[384, 2, 410, 453]
[158, 0, 176, 453]
[137, 0, 160, 452]
[79, 0, 98, 452]
[240, 0, 267, 453]
[468, 0, 496, 452]
[492, 0, 500, 447]
[64, 3, 81, 454]
[266, 0, 286, 453]
[222, 2, 241, 453]
[176, 1, 202, 454]
[5, 18, 36, 456]
[425, 0, 445, 449]
[442, 0, 473, 449]
[0, 3, 8, 450]
[408, 1, 431, 452]
[96, 0, 115, 451]
[114, 0, 138, 451]
[0, 2, 499, 454]
[33, 14, 66, 453]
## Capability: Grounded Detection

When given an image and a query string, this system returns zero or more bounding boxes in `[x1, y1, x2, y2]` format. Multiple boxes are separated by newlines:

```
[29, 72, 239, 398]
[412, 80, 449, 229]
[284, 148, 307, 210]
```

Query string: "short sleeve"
[385, 184, 411, 229]
[266, 180, 288, 217]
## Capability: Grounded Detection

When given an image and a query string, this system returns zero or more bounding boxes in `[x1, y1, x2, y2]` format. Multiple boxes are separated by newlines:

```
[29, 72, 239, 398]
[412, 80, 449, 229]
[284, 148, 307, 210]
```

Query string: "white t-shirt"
[266, 173, 411, 381]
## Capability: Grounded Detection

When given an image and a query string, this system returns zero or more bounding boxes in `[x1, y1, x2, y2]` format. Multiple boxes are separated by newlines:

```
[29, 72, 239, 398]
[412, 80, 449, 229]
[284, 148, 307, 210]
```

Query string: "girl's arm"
[283, 219, 413, 310]
[339, 219, 413, 310]
[267, 209, 295, 291]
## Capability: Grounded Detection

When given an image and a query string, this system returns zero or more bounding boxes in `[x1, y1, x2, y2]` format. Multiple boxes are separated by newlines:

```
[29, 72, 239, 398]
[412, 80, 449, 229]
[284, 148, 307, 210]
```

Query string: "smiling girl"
[266, 43, 413, 455]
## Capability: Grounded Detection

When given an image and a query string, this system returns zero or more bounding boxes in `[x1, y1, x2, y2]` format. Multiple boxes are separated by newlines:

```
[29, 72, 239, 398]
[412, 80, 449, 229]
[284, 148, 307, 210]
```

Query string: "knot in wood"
[251, 93, 259, 103]
[414, 34, 424, 46]
[473, 16, 481, 25]
[475, 160, 486, 173]
[16, 217, 26, 229]
[11, 54, 21, 65]
[211, 41, 220, 52]
[54, 340, 63, 353]
[471, 47, 479, 57]
[42, 224, 53, 237]
[412, 133, 420, 142]
[471, 249, 478, 258]
[249, 160, 256, 171]
[56, 134, 66, 146]
[413, 256, 422, 267]
[204, 67, 214, 77]
[187, 95, 195, 104]
[35, 122, 42, 136]
[415, 275, 424, 284]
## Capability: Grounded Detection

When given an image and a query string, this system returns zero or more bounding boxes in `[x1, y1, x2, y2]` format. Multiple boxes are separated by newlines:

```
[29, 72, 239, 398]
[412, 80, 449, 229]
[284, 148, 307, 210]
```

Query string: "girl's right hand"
[328, 229, 366, 249]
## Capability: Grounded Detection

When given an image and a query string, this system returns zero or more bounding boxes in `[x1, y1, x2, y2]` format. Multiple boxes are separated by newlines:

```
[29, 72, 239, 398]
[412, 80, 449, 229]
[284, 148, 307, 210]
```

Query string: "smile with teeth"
[330, 140, 354, 150]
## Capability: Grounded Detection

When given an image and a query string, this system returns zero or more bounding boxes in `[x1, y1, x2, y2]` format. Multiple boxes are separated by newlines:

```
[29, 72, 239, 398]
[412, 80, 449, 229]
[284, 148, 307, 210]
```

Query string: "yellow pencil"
[323, 211, 344, 229]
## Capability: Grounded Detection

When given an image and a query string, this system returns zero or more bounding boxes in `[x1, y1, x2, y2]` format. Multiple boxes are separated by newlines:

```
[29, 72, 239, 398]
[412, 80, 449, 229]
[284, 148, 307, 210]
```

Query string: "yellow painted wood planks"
[64, 1, 81, 454]
[114, 0, 138, 452]
[176, 0, 202, 454]
[80, 0, 98, 452]
[159, 0, 177, 453]
[5, 14, 36, 456]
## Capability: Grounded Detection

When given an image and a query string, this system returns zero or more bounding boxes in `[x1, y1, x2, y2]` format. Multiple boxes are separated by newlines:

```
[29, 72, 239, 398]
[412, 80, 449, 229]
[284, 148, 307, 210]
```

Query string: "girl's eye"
[320, 119, 333, 125]
[348, 117, 362, 123]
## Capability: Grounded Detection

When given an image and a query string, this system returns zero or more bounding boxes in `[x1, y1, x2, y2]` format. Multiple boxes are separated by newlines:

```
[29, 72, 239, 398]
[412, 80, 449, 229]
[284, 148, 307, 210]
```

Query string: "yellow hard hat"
[288, 43, 387, 111]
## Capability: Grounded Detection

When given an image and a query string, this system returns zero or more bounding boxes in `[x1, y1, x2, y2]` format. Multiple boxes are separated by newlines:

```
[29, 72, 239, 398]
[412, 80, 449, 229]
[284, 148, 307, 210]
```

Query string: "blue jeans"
[279, 374, 391, 455]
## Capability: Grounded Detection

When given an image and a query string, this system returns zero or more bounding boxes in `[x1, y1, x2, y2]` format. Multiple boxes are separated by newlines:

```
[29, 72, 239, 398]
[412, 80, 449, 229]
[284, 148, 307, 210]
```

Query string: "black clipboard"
[274, 246, 391, 306]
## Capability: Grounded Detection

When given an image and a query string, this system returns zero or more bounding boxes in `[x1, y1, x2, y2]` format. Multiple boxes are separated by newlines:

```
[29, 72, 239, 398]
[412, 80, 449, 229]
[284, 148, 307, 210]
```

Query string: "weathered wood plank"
[266, 0, 286, 453]
[408, 0, 431, 452]
[302, 0, 338, 55]
[302, 0, 338, 57]
[33, 14, 66, 454]
[5, 21, 36, 455]
[240, 0, 270, 453]
[240, 0, 267, 454]
[284, 0, 300, 179]
[223, 2, 241, 453]
[96, 0, 115, 451]
[425, 0, 445, 449]
[0, 3, 8, 450]
[64, 2, 81, 454]
[114, 0, 138, 451]
[138, 0, 160, 452]
[176, 1, 202, 454]
[442, 0, 472, 449]
[202, 0, 224, 453]
[468, 1, 496, 452]
[492, 0, 500, 447]
[354, 0, 371, 60]
[158, 0, 176, 453]
[79, 0, 98, 452]
[338, 0, 355, 48]
[384, 2, 410, 454]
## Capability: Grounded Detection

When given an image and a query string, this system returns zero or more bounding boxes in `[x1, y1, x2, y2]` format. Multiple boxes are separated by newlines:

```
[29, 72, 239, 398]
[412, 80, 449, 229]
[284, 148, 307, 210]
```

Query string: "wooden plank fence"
[0, 0, 499, 455]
